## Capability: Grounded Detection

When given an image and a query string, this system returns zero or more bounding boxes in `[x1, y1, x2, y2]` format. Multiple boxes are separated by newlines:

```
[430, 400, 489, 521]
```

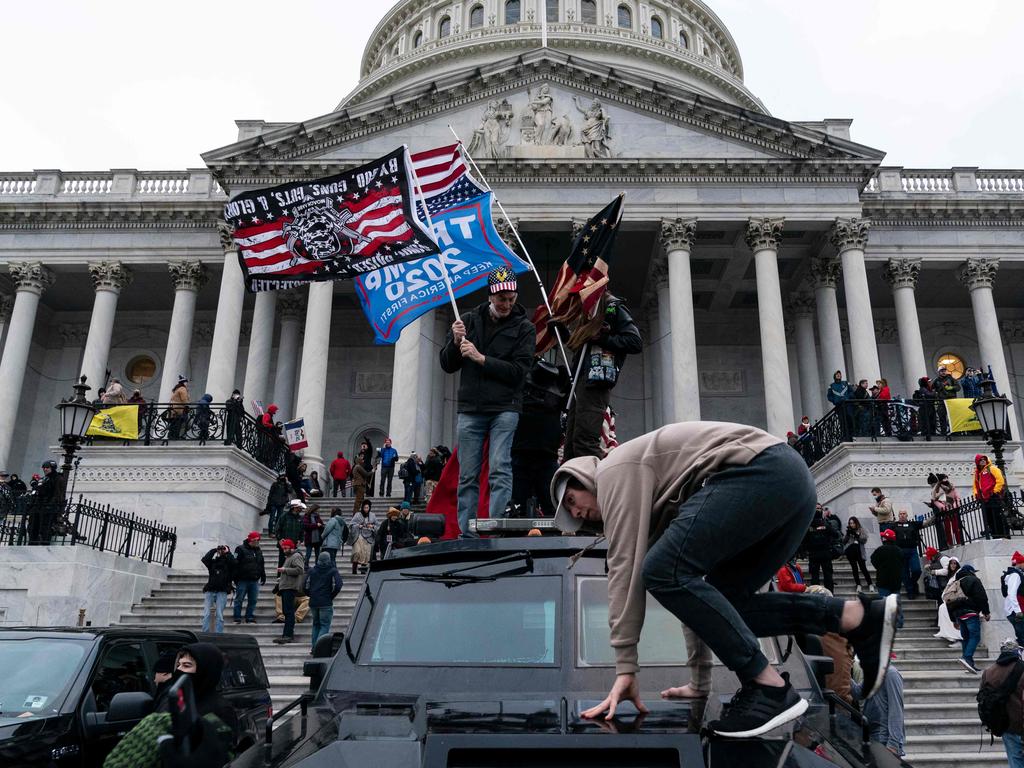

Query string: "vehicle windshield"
[359, 576, 558, 665]
[0, 638, 89, 721]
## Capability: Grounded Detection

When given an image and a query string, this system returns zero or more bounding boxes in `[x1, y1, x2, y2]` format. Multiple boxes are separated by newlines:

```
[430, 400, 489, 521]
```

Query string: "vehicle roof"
[378, 535, 606, 569]
[0, 627, 261, 649]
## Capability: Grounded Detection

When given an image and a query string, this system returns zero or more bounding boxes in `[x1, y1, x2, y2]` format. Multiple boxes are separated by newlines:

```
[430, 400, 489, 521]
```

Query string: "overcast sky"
[3, 0, 1021, 171]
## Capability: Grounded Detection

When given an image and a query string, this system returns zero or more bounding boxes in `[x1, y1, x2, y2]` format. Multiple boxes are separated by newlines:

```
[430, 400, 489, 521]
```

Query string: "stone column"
[810, 256, 846, 383]
[788, 293, 823, 420]
[204, 236, 247, 401]
[884, 258, 927, 396]
[746, 217, 794, 437]
[830, 217, 880, 382]
[661, 217, 701, 422]
[646, 306, 664, 428]
[159, 262, 207, 402]
[293, 282, 334, 474]
[389, 315, 436, 456]
[242, 291, 276, 407]
[80, 261, 133, 390]
[271, 292, 305, 417]
[0, 263, 55, 471]
[654, 267, 676, 425]
[958, 258, 1017, 429]
[0, 294, 13, 356]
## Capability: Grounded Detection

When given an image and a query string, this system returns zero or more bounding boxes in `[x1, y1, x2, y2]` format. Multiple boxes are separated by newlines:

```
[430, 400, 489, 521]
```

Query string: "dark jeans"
[267, 503, 284, 535]
[332, 479, 347, 497]
[808, 556, 835, 594]
[983, 496, 1009, 538]
[959, 615, 981, 663]
[563, 384, 610, 461]
[324, 547, 338, 567]
[233, 580, 260, 621]
[511, 451, 559, 516]
[304, 543, 321, 568]
[846, 551, 872, 587]
[403, 480, 421, 504]
[900, 547, 922, 598]
[1009, 613, 1024, 646]
[379, 464, 395, 496]
[642, 444, 845, 682]
[280, 588, 297, 639]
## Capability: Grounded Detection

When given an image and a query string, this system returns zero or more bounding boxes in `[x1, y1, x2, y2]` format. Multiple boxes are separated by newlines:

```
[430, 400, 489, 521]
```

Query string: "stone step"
[904, 687, 984, 702]
[889, 657, 991, 671]
[893, 647, 990, 661]
[905, 702, 982, 719]
[904, 753, 1010, 768]
[904, 718, 988, 736]
[905, 734, 1003, 751]
[900, 670, 986, 689]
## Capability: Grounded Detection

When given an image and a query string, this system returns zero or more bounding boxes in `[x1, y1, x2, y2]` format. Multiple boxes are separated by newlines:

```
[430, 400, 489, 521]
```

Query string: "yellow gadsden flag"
[86, 405, 140, 440]
[945, 398, 982, 433]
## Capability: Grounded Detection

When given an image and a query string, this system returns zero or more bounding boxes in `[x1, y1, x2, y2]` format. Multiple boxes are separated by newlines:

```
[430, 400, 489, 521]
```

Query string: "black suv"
[0, 627, 271, 766]
[233, 537, 909, 768]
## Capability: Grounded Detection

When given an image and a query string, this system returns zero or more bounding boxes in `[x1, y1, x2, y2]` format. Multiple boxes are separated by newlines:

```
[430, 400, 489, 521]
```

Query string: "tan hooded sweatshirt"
[552, 421, 782, 675]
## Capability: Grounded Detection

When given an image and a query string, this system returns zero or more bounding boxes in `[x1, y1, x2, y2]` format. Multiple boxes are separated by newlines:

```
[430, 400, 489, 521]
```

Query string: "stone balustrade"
[865, 167, 1024, 195]
[0, 168, 225, 199]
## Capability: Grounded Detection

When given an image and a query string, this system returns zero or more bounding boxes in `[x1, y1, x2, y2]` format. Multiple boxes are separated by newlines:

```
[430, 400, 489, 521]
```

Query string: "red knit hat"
[880, 529, 896, 541]
[280, 538, 295, 550]
[246, 531, 261, 542]
[1012, 551, 1024, 566]
[925, 546, 939, 559]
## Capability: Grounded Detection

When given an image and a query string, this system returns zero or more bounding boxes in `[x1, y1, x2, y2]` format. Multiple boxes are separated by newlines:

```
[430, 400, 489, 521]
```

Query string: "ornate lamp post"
[55, 375, 96, 501]
[970, 376, 1013, 474]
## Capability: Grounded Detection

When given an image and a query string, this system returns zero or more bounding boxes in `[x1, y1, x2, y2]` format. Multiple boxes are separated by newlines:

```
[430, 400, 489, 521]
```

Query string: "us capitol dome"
[342, 0, 765, 113]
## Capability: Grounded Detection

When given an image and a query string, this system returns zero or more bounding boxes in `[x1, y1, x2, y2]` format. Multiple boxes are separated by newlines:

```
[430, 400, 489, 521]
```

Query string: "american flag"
[410, 144, 487, 218]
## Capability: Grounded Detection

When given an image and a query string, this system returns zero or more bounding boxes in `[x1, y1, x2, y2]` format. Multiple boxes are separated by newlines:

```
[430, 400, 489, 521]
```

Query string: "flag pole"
[447, 125, 571, 370]
[405, 146, 461, 323]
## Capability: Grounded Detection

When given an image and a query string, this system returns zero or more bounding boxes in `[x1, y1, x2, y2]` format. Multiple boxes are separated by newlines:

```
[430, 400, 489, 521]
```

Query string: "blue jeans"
[267, 503, 284, 535]
[456, 411, 519, 538]
[642, 444, 845, 681]
[304, 543, 321, 568]
[233, 580, 260, 622]
[1005, 733, 1024, 768]
[201, 591, 227, 633]
[280, 589, 297, 639]
[310, 605, 334, 649]
[900, 547, 922, 597]
[959, 615, 981, 663]
[1010, 613, 1024, 646]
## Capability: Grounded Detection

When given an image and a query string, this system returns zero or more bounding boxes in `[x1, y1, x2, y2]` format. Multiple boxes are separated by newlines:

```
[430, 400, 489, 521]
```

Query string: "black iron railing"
[0, 491, 177, 566]
[84, 402, 286, 472]
[914, 491, 1024, 552]
[796, 399, 987, 467]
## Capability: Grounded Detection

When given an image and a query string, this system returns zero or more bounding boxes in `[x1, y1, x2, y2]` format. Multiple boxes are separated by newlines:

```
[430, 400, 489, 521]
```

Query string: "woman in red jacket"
[776, 559, 807, 593]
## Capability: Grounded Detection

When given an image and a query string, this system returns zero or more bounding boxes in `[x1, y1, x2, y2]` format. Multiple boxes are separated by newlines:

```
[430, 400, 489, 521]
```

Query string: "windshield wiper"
[400, 551, 534, 588]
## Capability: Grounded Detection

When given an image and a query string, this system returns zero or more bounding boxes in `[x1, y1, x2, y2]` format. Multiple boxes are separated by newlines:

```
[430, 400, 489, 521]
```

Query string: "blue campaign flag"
[354, 192, 530, 344]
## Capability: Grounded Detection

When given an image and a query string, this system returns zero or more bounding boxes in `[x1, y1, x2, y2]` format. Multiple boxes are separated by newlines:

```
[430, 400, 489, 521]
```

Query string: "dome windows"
[438, 15, 452, 37]
[581, 0, 597, 24]
[505, 0, 521, 24]
[413, 30, 423, 48]
[617, 5, 632, 29]
[546, 0, 559, 23]
[470, 4, 484, 28]
[678, 30, 688, 48]
[650, 15, 663, 39]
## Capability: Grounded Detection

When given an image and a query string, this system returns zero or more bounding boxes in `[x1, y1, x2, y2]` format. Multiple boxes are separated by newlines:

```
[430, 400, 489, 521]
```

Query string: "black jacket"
[267, 478, 290, 506]
[934, 373, 961, 399]
[440, 301, 535, 414]
[870, 542, 905, 591]
[892, 519, 922, 548]
[422, 455, 444, 482]
[802, 518, 833, 560]
[585, 296, 643, 372]
[303, 561, 343, 609]
[201, 548, 236, 593]
[233, 542, 266, 584]
[948, 566, 991, 620]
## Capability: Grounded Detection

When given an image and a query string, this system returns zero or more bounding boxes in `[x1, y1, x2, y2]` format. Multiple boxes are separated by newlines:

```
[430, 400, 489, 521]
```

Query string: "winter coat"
[321, 515, 346, 550]
[351, 462, 370, 488]
[301, 511, 324, 546]
[303, 558, 343, 608]
[803, 520, 834, 560]
[961, 373, 982, 398]
[870, 542, 905, 592]
[877, 386, 892, 401]
[33, 471, 60, 504]
[980, 652, 1024, 736]
[277, 550, 306, 592]
[827, 380, 851, 406]
[284, 452, 304, 498]
[329, 454, 351, 481]
[201, 548, 235, 593]
[195, 394, 214, 429]
[350, 512, 378, 543]
[375, 517, 409, 551]
[378, 445, 399, 468]
[422, 455, 444, 482]
[843, 528, 868, 559]
[102, 381, 127, 404]
[947, 565, 990, 620]
[267, 478, 290, 506]
[776, 563, 807, 593]
[823, 513, 843, 542]
[169, 383, 190, 416]
[893, 519, 922, 549]
[934, 373, 961, 399]
[570, 296, 643, 387]
[439, 300, 535, 414]
[868, 497, 895, 523]
[233, 542, 266, 583]
[973, 457, 1006, 500]
[275, 511, 303, 543]
[402, 456, 422, 484]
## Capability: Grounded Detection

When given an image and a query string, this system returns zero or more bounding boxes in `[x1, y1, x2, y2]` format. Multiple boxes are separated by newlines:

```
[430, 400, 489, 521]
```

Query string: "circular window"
[936, 352, 965, 379]
[125, 355, 157, 386]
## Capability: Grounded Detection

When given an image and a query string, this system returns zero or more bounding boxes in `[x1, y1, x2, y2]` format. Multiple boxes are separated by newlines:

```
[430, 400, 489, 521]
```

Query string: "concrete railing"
[0, 169, 226, 200]
[866, 167, 1024, 195]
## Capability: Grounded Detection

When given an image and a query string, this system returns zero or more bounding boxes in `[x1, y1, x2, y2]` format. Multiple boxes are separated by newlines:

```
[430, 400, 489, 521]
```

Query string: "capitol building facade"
[1, 0, 1022, 488]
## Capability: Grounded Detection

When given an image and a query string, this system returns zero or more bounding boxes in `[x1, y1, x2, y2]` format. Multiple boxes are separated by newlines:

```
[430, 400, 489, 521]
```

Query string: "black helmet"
[41, 460, 58, 470]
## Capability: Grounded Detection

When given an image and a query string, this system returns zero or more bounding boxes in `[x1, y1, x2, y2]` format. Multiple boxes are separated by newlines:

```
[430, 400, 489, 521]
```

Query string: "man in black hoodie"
[232, 532, 266, 625]
[440, 267, 535, 537]
[200, 546, 235, 633]
[947, 563, 991, 674]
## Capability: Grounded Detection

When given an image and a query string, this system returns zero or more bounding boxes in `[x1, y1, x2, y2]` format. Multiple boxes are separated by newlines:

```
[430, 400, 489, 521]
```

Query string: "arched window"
[470, 4, 484, 28]
[617, 5, 632, 29]
[581, 0, 597, 24]
[438, 15, 451, 37]
[413, 30, 423, 48]
[392, 44, 400, 58]
[505, 0, 521, 24]
[650, 15, 663, 39]
[546, 0, 559, 22]
[678, 30, 688, 48]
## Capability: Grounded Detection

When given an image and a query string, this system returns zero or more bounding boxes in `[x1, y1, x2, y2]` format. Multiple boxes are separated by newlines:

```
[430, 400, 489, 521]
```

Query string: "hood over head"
[337, 451, 344, 458]
[180, 642, 225, 700]
[315, 551, 333, 570]
[956, 563, 976, 578]
[267, 404, 279, 414]
[975, 453, 989, 468]
[200, 393, 213, 403]
[551, 456, 600, 534]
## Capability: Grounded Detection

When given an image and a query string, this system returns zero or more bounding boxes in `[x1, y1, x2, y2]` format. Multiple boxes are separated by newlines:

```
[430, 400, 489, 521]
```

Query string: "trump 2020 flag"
[284, 418, 308, 451]
[355, 191, 530, 344]
[224, 146, 440, 292]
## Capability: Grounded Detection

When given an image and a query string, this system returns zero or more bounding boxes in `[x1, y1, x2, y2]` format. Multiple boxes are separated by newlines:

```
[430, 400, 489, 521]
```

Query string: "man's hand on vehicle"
[581, 673, 649, 721]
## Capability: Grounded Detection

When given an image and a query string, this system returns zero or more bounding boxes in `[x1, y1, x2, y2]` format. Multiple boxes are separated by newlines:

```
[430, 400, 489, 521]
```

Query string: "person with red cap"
[274, 538, 304, 644]
[974, 453, 1008, 539]
[871, 529, 905, 600]
[1003, 552, 1024, 645]
[329, 451, 351, 497]
[233, 531, 266, 625]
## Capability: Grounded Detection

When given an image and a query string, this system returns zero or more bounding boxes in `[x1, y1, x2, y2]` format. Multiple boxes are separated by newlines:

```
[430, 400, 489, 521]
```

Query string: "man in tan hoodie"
[551, 421, 898, 738]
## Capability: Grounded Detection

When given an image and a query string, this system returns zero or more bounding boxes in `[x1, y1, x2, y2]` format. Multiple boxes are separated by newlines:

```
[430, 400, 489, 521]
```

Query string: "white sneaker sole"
[712, 696, 809, 738]
[863, 594, 899, 700]
[958, 658, 980, 674]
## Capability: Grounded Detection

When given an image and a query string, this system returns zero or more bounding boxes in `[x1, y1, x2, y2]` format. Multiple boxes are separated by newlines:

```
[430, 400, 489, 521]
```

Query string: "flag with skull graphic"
[223, 146, 441, 292]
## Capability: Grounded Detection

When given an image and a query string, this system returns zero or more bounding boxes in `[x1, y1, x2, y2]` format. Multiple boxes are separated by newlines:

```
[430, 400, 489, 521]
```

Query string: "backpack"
[978, 661, 1024, 737]
[1002, 567, 1024, 598]
[942, 576, 967, 608]
[398, 464, 408, 480]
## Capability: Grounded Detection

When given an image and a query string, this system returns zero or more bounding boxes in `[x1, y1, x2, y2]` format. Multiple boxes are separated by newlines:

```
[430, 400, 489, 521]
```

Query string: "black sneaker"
[845, 593, 899, 699]
[959, 657, 981, 674]
[709, 673, 808, 738]
[233, 619, 242, 625]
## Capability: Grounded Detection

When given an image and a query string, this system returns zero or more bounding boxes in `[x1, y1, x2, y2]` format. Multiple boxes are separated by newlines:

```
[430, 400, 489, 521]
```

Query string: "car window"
[221, 647, 269, 691]
[359, 576, 559, 665]
[0, 638, 89, 722]
[90, 642, 150, 712]
[577, 576, 777, 667]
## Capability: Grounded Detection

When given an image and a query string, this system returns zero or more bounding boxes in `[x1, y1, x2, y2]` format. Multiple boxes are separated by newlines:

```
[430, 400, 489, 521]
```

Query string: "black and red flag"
[532, 193, 625, 354]
[223, 146, 440, 292]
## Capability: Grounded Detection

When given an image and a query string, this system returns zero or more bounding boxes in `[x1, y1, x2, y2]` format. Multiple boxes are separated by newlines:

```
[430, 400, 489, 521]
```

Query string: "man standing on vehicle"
[551, 422, 898, 737]
[440, 267, 535, 537]
[200, 545, 235, 633]
[232, 532, 266, 625]
[377, 438, 399, 497]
